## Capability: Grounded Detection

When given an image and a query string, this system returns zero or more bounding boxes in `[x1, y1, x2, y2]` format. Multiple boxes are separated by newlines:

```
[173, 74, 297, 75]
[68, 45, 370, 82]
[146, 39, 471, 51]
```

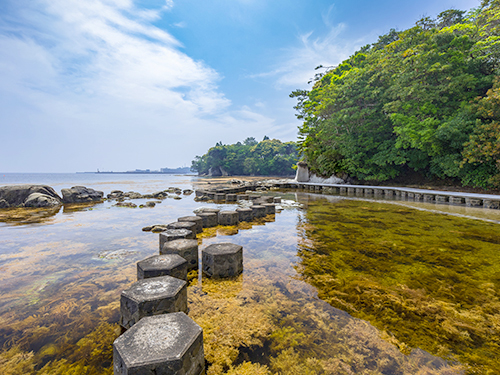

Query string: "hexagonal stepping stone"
[218, 211, 239, 226]
[262, 203, 276, 215]
[161, 239, 199, 271]
[251, 205, 266, 218]
[119, 276, 187, 330]
[197, 212, 217, 228]
[226, 194, 237, 202]
[237, 194, 249, 201]
[159, 229, 195, 252]
[202, 243, 243, 278]
[178, 216, 203, 234]
[167, 221, 198, 234]
[137, 254, 188, 281]
[114, 312, 204, 375]
[273, 196, 281, 203]
[236, 207, 253, 222]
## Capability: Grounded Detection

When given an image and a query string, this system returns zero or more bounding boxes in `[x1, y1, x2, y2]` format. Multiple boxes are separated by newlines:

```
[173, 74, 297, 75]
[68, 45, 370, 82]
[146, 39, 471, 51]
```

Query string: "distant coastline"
[78, 167, 194, 175]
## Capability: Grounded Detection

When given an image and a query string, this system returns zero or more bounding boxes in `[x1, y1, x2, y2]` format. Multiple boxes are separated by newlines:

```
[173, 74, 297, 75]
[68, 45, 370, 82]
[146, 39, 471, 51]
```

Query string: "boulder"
[61, 186, 103, 204]
[24, 193, 62, 208]
[0, 199, 10, 208]
[0, 185, 62, 207]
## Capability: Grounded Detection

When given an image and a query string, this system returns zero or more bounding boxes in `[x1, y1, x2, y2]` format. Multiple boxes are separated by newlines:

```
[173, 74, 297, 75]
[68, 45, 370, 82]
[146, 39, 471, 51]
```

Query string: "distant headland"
[78, 167, 193, 174]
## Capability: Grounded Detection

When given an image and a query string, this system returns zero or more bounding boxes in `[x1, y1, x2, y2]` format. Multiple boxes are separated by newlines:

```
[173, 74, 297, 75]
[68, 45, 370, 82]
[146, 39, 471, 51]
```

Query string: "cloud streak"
[0, 0, 279, 171]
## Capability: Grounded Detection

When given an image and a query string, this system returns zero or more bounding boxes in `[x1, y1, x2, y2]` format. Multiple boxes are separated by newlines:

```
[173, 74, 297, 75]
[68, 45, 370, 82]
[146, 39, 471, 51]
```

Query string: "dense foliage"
[191, 137, 298, 176]
[292, 0, 500, 188]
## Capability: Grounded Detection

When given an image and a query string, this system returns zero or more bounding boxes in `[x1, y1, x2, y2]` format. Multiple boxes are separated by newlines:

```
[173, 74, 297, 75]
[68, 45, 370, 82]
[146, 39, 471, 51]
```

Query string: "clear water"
[0, 175, 498, 374]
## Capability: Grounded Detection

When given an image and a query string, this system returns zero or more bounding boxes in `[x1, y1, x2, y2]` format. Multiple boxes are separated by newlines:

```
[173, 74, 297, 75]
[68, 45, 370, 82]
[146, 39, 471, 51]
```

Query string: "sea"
[0, 173, 499, 374]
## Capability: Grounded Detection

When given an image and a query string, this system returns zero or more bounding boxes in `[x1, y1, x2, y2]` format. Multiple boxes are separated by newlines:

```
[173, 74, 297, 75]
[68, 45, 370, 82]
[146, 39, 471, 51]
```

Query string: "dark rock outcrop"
[24, 193, 62, 208]
[0, 185, 62, 207]
[61, 186, 104, 204]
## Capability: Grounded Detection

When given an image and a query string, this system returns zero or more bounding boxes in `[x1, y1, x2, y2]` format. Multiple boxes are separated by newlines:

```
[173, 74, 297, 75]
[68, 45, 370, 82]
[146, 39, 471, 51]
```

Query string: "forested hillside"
[191, 137, 297, 176]
[292, 0, 500, 188]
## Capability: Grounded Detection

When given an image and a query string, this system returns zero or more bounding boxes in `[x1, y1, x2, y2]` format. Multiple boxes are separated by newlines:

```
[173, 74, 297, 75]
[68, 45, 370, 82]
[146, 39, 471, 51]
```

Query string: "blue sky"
[0, 0, 480, 172]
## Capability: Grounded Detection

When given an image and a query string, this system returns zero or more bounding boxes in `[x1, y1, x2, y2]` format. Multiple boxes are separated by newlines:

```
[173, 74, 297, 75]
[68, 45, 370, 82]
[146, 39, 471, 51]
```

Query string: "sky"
[0, 0, 480, 172]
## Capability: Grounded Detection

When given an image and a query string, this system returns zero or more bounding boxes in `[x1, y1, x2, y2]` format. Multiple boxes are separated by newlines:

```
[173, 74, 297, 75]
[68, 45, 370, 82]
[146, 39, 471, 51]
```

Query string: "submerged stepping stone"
[218, 211, 239, 226]
[197, 212, 218, 228]
[137, 254, 188, 281]
[161, 239, 199, 270]
[202, 243, 243, 278]
[159, 229, 195, 252]
[251, 205, 266, 218]
[178, 216, 203, 234]
[119, 276, 187, 330]
[273, 197, 281, 203]
[236, 207, 253, 222]
[113, 312, 204, 375]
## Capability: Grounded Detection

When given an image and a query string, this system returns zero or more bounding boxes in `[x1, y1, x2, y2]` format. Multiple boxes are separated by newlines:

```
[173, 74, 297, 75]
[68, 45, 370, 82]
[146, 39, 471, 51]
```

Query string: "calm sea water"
[0, 174, 499, 374]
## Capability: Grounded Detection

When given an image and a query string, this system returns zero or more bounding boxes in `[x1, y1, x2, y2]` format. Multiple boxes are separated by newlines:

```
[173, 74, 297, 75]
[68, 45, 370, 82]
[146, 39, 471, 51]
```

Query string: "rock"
[218, 211, 239, 226]
[151, 225, 169, 233]
[142, 226, 154, 232]
[0, 199, 10, 208]
[24, 193, 62, 208]
[107, 190, 124, 199]
[145, 201, 156, 207]
[61, 186, 103, 204]
[182, 189, 194, 195]
[0, 185, 62, 207]
[114, 202, 137, 208]
[126, 192, 143, 199]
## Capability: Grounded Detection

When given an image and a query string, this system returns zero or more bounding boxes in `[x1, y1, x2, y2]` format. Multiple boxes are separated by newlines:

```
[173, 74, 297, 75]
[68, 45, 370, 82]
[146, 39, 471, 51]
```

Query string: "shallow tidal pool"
[0, 182, 499, 374]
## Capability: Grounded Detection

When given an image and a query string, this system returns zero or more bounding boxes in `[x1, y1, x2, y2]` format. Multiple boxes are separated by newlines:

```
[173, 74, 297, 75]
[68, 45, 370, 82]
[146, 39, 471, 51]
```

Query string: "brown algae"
[295, 196, 500, 374]
[1, 186, 497, 374]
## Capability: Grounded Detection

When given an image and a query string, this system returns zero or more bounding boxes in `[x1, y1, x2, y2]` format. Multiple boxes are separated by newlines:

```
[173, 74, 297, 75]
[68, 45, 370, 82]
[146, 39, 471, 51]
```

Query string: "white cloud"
[0, 0, 282, 172]
[250, 9, 374, 90]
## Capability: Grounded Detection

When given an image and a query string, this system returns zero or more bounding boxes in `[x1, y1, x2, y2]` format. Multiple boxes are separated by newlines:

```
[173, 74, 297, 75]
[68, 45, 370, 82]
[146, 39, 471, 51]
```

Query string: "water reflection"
[1, 181, 497, 374]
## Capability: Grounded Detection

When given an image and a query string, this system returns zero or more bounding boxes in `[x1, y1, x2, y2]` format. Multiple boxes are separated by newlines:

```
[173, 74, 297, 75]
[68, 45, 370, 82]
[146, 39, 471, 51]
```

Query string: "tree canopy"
[291, 0, 500, 188]
[191, 138, 298, 176]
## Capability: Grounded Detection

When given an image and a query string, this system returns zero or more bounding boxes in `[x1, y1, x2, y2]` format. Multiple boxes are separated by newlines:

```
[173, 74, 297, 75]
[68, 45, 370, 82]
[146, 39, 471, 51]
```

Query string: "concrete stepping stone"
[167, 221, 197, 233]
[251, 205, 266, 218]
[159, 229, 195, 252]
[178, 216, 203, 234]
[218, 211, 239, 226]
[114, 312, 204, 375]
[197, 212, 217, 228]
[119, 276, 187, 330]
[137, 254, 188, 281]
[262, 203, 276, 215]
[161, 239, 199, 271]
[202, 243, 243, 278]
[236, 207, 253, 222]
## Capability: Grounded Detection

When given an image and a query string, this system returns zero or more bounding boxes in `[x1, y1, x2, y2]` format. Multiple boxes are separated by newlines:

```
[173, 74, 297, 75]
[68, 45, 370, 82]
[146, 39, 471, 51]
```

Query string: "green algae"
[295, 197, 500, 374]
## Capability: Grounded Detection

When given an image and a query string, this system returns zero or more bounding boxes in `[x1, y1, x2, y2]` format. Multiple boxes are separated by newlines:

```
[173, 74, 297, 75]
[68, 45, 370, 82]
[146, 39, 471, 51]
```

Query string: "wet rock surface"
[61, 186, 104, 204]
[0, 185, 62, 207]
